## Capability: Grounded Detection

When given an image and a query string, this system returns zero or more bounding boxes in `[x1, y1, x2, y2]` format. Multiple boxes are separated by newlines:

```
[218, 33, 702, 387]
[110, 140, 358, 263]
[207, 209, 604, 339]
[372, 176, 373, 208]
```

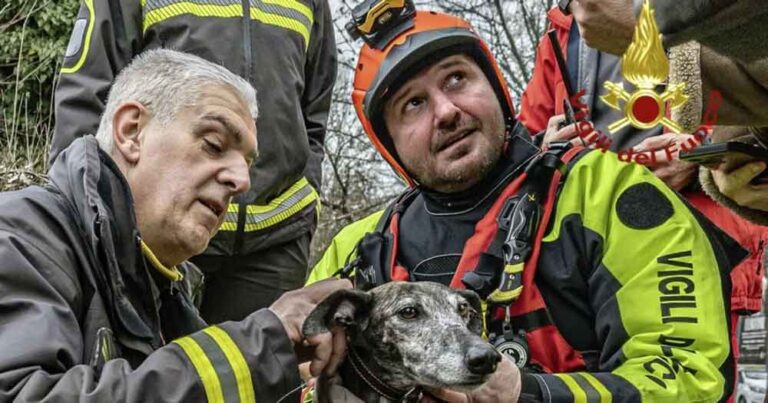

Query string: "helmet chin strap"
[502, 118, 516, 157]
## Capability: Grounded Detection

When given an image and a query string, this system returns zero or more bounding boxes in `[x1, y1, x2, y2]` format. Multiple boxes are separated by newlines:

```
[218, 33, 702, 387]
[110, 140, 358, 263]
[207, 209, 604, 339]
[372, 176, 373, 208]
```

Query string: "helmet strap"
[502, 119, 515, 157]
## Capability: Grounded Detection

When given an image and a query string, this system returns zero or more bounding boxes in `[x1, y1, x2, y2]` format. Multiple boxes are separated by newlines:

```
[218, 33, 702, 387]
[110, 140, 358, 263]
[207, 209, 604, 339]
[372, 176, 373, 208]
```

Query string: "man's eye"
[403, 98, 423, 113]
[203, 138, 223, 155]
[446, 72, 465, 88]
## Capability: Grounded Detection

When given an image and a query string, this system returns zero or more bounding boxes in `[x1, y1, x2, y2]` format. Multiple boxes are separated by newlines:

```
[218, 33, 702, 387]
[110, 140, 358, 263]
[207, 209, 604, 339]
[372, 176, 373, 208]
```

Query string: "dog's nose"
[465, 345, 502, 375]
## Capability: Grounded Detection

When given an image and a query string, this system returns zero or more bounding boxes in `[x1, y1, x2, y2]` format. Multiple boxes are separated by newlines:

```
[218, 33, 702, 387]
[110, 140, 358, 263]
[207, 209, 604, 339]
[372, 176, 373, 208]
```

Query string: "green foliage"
[0, 0, 79, 188]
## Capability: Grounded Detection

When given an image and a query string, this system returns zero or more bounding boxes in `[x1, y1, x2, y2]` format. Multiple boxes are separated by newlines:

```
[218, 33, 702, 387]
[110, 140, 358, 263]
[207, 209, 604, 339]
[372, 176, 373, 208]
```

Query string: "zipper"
[235, 0, 253, 254]
[241, 0, 253, 84]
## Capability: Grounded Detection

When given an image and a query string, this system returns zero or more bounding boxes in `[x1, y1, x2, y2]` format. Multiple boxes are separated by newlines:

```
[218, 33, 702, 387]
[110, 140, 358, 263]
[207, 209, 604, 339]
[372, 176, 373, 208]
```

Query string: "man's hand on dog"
[422, 355, 521, 402]
[269, 278, 353, 376]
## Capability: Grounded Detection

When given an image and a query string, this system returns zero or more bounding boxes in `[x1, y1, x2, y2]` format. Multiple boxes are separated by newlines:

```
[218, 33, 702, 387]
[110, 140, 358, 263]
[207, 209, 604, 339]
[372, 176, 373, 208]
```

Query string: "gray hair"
[95, 49, 258, 152]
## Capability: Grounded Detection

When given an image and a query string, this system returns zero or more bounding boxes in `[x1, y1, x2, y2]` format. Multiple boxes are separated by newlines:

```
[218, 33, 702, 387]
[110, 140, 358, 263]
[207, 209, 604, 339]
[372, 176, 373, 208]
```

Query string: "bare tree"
[433, 0, 552, 103]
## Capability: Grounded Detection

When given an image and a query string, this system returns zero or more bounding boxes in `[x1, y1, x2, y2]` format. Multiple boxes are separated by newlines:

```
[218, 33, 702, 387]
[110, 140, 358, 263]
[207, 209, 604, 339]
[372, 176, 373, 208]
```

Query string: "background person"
[566, 0, 768, 126]
[519, 3, 768, 345]
[53, 0, 338, 323]
[0, 49, 348, 402]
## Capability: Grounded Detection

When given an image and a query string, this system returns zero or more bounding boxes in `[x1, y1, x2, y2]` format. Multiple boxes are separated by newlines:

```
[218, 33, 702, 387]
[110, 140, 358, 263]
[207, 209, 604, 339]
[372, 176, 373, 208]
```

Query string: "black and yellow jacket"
[309, 137, 745, 402]
[0, 137, 301, 402]
[53, 0, 337, 255]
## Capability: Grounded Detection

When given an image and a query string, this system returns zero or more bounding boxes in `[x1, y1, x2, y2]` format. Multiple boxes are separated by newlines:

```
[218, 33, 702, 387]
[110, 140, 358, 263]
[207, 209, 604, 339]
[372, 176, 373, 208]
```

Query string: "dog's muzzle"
[465, 344, 502, 375]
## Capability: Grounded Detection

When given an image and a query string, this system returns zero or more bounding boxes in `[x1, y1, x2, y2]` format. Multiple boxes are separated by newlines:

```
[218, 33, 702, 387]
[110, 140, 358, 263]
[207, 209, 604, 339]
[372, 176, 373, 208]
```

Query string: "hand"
[570, 0, 636, 55]
[270, 278, 353, 376]
[634, 133, 698, 190]
[542, 114, 581, 150]
[423, 356, 521, 402]
[712, 160, 768, 212]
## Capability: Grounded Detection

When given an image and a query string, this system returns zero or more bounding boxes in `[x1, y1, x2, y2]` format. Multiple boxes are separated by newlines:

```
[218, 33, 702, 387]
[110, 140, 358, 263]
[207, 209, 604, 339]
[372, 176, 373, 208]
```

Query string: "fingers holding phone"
[712, 160, 768, 211]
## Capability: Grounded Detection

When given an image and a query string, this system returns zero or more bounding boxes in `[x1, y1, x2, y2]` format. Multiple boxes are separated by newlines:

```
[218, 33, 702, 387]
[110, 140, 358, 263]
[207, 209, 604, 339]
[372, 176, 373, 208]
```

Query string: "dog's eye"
[398, 306, 419, 320]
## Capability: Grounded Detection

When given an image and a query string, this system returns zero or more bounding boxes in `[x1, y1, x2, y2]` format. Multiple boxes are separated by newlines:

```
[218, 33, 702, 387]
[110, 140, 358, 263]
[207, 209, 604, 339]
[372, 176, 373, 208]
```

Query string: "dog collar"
[347, 348, 422, 402]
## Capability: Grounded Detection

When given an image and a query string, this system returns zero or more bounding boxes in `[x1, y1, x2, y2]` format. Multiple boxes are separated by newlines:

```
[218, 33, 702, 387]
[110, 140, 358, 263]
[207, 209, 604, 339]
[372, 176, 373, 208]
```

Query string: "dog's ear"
[303, 288, 373, 337]
[456, 289, 484, 335]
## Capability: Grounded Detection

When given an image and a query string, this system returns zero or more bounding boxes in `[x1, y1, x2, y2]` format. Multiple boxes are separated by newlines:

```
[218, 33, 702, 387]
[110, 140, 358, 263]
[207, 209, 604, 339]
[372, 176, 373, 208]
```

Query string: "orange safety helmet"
[351, 8, 517, 186]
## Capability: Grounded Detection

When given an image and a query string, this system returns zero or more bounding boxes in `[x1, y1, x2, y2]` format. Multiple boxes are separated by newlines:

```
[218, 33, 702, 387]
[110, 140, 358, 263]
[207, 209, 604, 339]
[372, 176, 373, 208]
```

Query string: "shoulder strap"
[463, 143, 584, 304]
[339, 187, 421, 290]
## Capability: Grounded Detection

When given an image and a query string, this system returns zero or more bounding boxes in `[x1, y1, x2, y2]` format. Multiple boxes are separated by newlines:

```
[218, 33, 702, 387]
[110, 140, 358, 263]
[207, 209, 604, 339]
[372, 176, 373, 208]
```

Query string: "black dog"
[303, 282, 501, 402]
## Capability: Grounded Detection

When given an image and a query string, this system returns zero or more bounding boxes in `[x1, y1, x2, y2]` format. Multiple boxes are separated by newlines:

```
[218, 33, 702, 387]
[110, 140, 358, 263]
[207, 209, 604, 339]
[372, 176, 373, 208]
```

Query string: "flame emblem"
[600, 0, 687, 133]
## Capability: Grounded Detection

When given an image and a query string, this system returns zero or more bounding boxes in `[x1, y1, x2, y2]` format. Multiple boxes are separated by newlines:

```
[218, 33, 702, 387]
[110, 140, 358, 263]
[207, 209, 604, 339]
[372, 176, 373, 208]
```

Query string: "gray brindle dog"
[303, 282, 501, 403]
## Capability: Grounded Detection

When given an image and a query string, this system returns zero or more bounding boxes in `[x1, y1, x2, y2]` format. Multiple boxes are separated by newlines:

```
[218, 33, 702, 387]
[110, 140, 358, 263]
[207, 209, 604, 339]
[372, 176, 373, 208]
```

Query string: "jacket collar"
[547, 6, 573, 31]
[49, 136, 162, 352]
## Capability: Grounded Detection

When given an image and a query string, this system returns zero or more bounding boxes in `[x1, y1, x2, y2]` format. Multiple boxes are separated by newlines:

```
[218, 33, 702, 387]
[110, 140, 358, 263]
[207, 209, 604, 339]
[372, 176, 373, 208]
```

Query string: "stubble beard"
[416, 136, 503, 194]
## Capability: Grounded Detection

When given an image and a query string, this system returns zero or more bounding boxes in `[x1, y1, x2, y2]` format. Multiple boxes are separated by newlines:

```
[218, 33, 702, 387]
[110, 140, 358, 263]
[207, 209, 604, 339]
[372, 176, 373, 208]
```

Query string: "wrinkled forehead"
[385, 53, 481, 110]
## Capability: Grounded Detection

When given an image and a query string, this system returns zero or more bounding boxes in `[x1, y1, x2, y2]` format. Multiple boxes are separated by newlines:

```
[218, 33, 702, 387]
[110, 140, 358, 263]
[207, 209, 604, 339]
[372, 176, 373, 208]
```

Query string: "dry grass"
[0, 0, 58, 191]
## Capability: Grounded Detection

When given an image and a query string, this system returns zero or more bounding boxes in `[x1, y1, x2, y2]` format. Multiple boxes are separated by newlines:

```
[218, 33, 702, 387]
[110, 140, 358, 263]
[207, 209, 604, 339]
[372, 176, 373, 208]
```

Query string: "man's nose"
[219, 158, 251, 195]
[432, 92, 461, 131]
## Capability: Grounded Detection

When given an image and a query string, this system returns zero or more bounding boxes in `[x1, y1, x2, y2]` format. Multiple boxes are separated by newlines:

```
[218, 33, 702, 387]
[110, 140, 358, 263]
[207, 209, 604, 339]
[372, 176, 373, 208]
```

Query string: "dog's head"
[303, 281, 500, 391]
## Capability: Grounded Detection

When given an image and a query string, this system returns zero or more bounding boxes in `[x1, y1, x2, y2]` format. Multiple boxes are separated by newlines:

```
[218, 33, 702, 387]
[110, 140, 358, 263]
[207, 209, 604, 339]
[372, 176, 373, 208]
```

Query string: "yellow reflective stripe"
[61, 0, 95, 74]
[174, 337, 225, 403]
[142, 0, 310, 48]
[262, 0, 312, 23]
[219, 178, 318, 232]
[203, 327, 256, 403]
[555, 374, 587, 403]
[246, 177, 312, 214]
[220, 204, 239, 231]
[144, 3, 242, 32]
[250, 7, 309, 50]
[488, 286, 522, 302]
[244, 186, 317, 232]
[578, 373, 611, 403]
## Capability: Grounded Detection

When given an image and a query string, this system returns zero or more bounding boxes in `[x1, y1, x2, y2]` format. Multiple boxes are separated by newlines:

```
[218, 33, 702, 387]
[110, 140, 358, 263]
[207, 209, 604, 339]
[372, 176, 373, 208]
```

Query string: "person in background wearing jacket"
[566, 0, 768, 126]
[0, 49, 349, 402]
[519, 4, 768, 363]
[53, 0, 338, 323]
[700, 127, 768, 225]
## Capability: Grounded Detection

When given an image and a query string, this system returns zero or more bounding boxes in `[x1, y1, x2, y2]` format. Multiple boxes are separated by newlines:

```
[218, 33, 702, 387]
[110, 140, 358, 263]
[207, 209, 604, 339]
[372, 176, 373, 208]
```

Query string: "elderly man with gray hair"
[0, 49, 349, 402]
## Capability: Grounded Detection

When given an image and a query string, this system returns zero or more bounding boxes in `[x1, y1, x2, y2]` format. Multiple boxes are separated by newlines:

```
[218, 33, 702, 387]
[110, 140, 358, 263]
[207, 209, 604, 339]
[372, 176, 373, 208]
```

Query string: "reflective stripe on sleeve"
[174, 326, 256, 403]
[174, 336, 226, 403]
[61, 0, 95, 74]
[553, 373, 610, 403]
[203, 327, 256, 403]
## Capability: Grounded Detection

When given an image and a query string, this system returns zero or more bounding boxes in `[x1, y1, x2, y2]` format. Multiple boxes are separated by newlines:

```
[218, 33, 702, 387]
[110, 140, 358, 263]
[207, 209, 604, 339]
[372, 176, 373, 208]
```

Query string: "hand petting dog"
[269, 278, 353, 376]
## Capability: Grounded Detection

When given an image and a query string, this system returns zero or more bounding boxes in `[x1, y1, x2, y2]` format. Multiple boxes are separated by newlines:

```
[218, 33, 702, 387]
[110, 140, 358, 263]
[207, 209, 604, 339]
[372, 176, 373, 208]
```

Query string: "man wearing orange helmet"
[309, 2, 745, 401]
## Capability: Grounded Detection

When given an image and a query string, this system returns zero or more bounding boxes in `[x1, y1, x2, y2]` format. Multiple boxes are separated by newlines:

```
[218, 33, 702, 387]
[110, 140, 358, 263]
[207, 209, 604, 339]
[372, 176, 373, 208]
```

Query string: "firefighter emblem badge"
[600, 0, 688, 133]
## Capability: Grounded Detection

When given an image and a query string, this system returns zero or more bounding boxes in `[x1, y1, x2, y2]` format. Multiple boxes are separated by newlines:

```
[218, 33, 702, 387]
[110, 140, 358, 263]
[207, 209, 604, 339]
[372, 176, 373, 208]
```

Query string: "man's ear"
[456, 289, 484, 335]
[112, 101, 150, 164]
[302, 288, 372, 337]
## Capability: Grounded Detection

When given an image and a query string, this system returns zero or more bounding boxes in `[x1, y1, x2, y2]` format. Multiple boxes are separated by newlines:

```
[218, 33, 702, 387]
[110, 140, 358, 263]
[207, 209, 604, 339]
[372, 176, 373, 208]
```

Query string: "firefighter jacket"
[0, 137, 302, 402]
[308, 135, 746, 402]
[517, 7, 767, 316]
[54, 0, 337, 255]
